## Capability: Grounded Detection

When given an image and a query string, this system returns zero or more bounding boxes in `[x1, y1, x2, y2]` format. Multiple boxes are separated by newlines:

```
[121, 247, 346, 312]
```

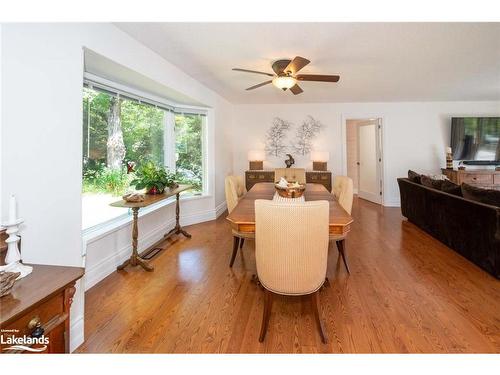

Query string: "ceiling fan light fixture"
[272, 75, 297, 89]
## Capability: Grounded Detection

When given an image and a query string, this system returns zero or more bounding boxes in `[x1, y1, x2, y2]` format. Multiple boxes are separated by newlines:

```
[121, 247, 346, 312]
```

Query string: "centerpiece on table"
[130, 161, 179, 195]
[275, 177, 306, 198]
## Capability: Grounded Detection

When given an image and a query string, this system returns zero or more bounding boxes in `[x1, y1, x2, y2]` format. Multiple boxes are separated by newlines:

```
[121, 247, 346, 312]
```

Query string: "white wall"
[232, 101, 500, 206]
[0, 23, 234, 351]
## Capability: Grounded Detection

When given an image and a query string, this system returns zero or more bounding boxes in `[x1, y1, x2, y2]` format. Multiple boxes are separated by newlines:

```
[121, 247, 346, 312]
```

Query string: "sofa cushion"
[408, 170, 421, 184]
[461, 183, 500, 207]
[441, 179, 462, 196]
[421, 175, 444, 190]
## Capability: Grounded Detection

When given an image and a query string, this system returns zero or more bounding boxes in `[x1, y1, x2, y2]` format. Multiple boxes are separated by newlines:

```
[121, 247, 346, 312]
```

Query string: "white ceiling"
[116, 23, 500, 104]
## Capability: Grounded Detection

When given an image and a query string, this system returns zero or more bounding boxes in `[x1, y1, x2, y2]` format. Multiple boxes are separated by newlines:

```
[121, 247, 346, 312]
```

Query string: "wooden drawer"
[460, 174, 493, 185]
[306, 171, 332, 192]
[4, 291, 64, 335]
[245, 171, 274, 191]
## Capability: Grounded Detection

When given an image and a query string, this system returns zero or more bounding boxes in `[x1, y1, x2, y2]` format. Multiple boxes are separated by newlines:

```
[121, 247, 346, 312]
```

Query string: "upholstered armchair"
[225, 175, 254, 267]
[274, 168, 306, 184]
[330, 176, 354, 273]
[255, 199, 329, 343]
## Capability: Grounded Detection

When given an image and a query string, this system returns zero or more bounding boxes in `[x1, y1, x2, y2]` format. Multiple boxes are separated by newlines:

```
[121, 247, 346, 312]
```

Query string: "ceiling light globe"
[272, 76, 297, 89]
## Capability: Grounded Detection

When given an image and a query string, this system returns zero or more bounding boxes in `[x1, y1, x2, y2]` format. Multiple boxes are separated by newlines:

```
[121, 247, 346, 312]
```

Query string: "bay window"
[82, 81, 207, 230]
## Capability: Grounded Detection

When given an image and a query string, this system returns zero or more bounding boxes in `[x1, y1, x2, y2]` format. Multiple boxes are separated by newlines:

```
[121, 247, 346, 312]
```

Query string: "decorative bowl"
[275, 182, 306, 198]
[122, 193, 145, 202]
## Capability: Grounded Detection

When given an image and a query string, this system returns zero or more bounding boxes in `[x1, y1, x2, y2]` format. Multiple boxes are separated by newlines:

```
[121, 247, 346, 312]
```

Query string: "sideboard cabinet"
[0, 265, 84, 353]
[245, 170, 332, 192]
[441, 168, 500, 189]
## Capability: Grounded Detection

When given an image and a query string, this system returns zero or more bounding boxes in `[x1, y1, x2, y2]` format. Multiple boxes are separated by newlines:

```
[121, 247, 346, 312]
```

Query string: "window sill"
[82, 193, 210, 248]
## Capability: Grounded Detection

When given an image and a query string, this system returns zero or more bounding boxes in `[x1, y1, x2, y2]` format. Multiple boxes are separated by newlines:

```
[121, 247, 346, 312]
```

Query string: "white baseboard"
[215, 201, 227, 218]
[383, 199, 401, 207]
[84, 206, 220, 291]
[70, 315, 84, 353]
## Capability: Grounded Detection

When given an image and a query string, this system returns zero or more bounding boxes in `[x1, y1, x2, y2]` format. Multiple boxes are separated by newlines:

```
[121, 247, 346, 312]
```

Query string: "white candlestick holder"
[0, 218, 32, 279]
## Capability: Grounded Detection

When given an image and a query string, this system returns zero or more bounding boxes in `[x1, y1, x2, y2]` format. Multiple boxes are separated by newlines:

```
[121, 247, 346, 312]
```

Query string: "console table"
[245, 170, 332, 192]
[441, 168, 500, 188]
[0, 265, 84, 353]
[110, 184, 192, 272]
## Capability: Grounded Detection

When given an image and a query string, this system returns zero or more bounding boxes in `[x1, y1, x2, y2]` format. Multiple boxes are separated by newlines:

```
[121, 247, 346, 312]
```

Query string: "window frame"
[82, 73, 210, 232]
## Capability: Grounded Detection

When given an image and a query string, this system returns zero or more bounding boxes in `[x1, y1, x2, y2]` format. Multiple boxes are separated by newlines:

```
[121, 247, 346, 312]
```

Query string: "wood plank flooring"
[76, 197, 500, 353]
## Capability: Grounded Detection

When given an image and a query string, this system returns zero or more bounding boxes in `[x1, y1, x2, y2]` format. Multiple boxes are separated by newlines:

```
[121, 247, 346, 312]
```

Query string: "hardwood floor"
[76, 197, 500, 353]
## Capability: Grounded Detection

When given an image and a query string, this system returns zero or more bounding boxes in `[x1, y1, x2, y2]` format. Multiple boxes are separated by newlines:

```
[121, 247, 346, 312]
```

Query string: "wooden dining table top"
[226, 183, 354, 235]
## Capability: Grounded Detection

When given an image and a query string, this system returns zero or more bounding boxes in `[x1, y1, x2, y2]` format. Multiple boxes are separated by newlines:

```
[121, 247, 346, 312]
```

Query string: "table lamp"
[247, 150, 266, 170]
[311, 151, 329, 171]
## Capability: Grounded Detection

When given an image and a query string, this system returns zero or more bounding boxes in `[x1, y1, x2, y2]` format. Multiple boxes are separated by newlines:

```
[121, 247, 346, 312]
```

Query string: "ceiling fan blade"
[296, 74, 340, 82]
[290, 84, 303, 95]
[232, 68, 274, 77]
[246, 80, 273, 90]
[284, 56, 310, 74]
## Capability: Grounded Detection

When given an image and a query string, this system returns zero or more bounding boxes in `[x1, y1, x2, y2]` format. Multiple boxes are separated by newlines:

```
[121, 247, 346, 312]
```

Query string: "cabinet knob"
[28, 316, 45, 338]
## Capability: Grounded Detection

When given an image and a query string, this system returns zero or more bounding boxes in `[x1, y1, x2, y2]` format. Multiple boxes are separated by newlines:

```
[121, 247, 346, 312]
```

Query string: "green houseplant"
[130, 161, 179, 194]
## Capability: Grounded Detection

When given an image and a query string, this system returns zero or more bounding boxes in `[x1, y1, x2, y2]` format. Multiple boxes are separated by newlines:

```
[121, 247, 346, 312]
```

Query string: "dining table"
[226, 182, 354, 236]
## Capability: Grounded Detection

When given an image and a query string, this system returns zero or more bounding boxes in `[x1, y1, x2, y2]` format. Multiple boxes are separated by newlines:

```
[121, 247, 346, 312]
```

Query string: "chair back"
[274, 168, 306, 184]
[225, 175, 246, 214]
[332, 176, 354, 214]
[255, 200, 329, 295]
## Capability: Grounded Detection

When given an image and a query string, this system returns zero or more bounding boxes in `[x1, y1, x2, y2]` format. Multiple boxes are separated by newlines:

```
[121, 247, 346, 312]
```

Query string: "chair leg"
[336, 239, 351, 274]
[229, 236, 240, 267]
[259, 289, 273, 342]
[239, 238, 245, 249]
[311, 291, 327, 344]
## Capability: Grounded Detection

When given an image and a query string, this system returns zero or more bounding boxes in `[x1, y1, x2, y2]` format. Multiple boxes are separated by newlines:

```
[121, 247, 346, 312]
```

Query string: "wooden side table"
[0, 265, 84, 353]
[110, 184, 192, 272]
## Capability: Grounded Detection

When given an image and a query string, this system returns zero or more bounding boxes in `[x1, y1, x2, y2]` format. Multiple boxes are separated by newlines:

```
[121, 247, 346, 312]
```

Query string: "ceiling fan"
[232, 56, 340, 95]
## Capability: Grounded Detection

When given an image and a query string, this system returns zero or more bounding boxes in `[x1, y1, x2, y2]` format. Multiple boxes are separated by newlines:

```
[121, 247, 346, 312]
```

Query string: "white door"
[357, 120, 382, 204]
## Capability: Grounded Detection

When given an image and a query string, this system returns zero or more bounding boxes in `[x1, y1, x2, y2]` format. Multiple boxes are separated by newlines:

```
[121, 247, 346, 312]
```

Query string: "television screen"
[451, 117, 500, 162]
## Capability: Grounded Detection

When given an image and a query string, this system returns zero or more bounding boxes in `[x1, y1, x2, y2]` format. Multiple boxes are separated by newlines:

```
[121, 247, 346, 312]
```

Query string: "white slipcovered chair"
[330, 176, 354, 274]
[225, 175, 254, 267]
[274, 168, 306, 184]
[255, 199, 329, 343]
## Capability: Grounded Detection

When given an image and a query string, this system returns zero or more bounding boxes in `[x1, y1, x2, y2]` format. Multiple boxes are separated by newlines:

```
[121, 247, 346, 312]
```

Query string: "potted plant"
[130, 161, 179, 194]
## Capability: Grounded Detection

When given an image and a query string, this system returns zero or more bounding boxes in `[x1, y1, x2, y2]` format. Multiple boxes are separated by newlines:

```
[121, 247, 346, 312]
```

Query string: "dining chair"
[331, 176, 354, 274]
[274, 168, 306, 184]
[225, 175, 254, 267]
[255, 199, 329, 343]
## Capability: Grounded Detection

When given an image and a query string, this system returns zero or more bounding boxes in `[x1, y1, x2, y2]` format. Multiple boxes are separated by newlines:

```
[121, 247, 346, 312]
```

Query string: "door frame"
[340, 115, 386, 205]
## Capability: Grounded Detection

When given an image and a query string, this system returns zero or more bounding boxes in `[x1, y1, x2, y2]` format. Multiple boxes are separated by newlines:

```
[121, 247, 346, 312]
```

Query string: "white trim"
[69, 278, 85, 352]
[383, 199, 401, 207]
[83, 205, 219, 291]
[215, 201, 228, 218]
[83, 72, 210, 113]
[164, 110, 176, 170]
[70, 315, 84, 353]
[81, 194, 211, 253]
[341, 114, 387, 206]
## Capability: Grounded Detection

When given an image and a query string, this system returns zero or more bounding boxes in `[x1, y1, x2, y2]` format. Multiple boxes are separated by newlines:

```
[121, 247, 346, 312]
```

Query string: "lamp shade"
[310, 151, 330, 162]
[272, 76, 297, 89]
[247, 150, 266, 161]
